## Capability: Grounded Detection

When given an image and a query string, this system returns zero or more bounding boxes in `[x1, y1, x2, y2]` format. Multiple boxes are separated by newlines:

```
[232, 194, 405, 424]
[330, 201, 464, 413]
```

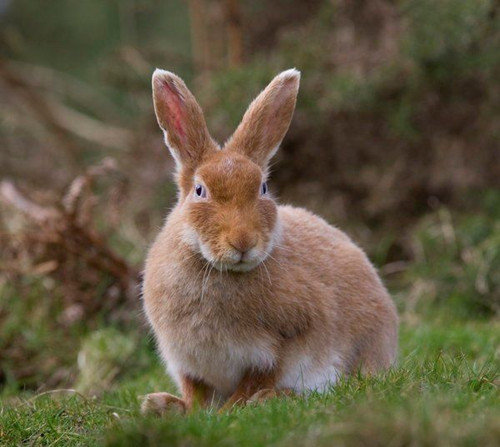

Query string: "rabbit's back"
[274, 205, 398, 383]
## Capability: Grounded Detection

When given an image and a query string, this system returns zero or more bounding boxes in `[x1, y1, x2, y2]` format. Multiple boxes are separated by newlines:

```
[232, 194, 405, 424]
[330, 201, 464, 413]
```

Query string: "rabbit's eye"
[260, 182, 268, 195]
[194, 184, 207, 198]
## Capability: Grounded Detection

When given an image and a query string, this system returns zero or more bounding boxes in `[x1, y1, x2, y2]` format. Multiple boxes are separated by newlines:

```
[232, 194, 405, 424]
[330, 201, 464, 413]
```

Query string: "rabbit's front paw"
[141, 392, 186, 416]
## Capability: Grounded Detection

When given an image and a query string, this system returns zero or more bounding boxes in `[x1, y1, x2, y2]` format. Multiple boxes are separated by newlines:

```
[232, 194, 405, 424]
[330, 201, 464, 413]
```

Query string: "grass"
[1, 315, 498, 446]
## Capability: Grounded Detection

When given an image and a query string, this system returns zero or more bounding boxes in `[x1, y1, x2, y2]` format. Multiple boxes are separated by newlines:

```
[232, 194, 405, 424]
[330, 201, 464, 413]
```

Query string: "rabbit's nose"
[228, 233, 258, 256]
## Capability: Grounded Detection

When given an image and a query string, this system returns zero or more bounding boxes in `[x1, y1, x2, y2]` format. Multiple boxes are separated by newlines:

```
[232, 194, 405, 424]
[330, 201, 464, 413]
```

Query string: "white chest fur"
[147, 257, 280, 396]
[156, 330, 276, 397]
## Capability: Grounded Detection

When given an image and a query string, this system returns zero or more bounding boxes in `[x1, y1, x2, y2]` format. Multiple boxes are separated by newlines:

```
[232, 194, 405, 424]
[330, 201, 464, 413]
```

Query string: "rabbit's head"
[152, 69, 300, 271]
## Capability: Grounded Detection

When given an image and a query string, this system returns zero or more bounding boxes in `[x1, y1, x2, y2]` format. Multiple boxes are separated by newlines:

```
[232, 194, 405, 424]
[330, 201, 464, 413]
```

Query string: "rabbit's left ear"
[152, 69, 216, 171]
[225, 69, 300, 169]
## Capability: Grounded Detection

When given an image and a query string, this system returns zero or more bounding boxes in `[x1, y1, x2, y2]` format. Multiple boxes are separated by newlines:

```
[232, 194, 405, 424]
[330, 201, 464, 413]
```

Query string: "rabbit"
[141, 68, 398, 415]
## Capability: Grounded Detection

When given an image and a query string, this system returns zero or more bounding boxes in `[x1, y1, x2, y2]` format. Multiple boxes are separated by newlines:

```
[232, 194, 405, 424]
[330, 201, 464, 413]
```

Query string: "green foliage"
[75, 328, 139, 395]
[0, 278, 81, 392]
[406, 205, 500, 316]
[402, 0, 500, 80]
[1, 0, 191, 80]
[200, 64, 278, 137]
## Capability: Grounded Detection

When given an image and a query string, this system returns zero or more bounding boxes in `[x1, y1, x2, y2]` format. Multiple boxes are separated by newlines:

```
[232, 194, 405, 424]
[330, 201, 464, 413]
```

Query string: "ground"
[1, 305, 499, 446]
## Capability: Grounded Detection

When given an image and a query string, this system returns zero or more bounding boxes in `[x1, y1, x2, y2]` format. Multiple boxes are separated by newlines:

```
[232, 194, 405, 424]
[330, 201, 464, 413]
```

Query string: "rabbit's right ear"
[152, 69, 216, 171]
[225, 69, 300, 170]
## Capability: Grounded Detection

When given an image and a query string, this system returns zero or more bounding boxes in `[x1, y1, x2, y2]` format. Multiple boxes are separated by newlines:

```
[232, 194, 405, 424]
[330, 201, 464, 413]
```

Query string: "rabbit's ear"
[152, 69, 215, 170]
[226, 69, 300, 169]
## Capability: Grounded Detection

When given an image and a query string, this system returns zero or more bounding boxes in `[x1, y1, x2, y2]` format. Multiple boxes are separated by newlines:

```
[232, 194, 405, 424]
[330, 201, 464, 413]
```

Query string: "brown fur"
[225, 70, 299, 170]
[219, 368, 279, 411]
[180, 375, 215, 410]
[152, 71, 219, 198]
[141, 69, 398, 414]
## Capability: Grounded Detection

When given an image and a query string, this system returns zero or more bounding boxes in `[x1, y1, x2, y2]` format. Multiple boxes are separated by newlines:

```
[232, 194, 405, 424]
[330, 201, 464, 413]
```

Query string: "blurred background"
[0, 0, 499, 396]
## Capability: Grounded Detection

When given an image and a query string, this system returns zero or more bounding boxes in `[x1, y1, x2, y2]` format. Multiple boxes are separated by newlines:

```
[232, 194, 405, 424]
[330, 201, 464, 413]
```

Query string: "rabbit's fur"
[142, 69, 398, 414]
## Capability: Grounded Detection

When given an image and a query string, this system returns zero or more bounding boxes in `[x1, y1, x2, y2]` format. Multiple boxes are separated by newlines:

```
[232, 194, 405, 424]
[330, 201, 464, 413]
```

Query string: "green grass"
[1, 316, 498, 446]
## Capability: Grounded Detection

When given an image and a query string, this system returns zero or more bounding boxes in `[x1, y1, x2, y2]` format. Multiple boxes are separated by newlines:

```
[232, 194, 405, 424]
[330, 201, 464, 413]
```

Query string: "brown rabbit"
[141, 68, 398, 415]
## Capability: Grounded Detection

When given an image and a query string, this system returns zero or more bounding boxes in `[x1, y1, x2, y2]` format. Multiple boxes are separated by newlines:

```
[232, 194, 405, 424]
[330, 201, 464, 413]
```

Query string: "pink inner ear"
[160, 79, 186, 142]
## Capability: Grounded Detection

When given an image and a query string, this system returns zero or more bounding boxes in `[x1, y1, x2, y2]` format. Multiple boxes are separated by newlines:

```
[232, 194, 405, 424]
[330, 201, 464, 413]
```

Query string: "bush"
[405, 199, 500, 316]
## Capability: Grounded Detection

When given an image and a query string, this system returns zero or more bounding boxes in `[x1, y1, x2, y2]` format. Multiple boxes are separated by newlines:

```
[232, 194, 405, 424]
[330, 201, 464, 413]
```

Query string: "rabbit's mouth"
[182, 223, 278, 273]
[222, 256, 265, 272]
[197, 243, 268, 272]
[208, 249, 267, 272]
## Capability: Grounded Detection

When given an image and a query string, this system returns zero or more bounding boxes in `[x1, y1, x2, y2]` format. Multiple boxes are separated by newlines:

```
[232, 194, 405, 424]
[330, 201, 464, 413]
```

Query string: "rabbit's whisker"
[194, 259, 210, 285]
[271, 243, 293, 254]
[201, 262, 215, 301]
[182, 249, 204, 265]
[260, 259, 272, 286]
[199, 262, 210, 300]
[264, 251, 285, 270]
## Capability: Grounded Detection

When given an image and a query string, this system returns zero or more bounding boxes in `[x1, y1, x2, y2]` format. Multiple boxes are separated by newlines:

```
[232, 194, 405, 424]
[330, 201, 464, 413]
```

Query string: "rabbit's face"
[182, 151, 278, 272]
[151, 68, 300, 272]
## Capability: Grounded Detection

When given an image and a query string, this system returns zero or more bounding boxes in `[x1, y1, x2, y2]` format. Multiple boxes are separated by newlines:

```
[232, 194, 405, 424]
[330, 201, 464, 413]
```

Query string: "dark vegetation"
[0, 0, 498, 445]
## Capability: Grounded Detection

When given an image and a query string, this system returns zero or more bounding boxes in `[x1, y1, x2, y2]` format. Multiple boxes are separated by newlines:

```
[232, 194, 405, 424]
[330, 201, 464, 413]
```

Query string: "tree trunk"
[225, 0, 243, 67]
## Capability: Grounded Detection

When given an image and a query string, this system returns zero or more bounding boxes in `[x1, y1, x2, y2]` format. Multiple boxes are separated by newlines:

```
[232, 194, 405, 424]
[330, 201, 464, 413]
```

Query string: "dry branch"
[0, 181, 58, 223]
[47, 101, 132, 150]
[0, 159, 139, 324]
[0, 61, 132, 151]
